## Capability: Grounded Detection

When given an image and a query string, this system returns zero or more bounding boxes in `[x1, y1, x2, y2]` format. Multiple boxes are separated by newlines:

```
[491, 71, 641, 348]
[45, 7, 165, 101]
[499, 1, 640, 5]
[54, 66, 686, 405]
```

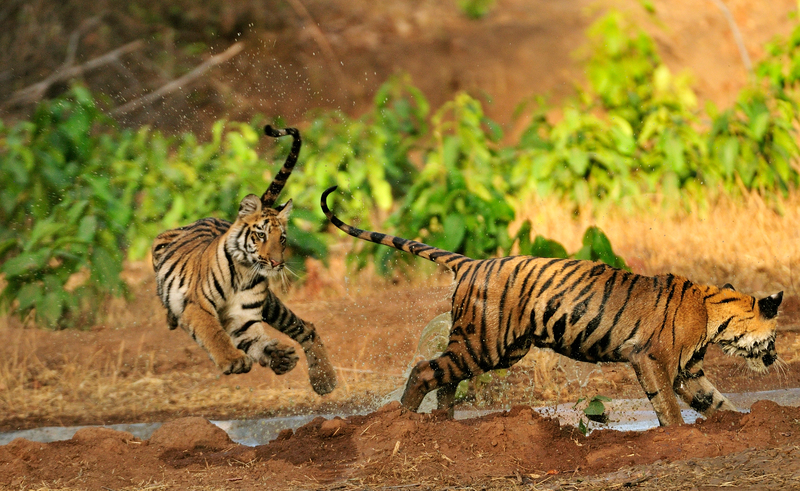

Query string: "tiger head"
[227, 194, 292, 278]
[709, 283, 783, 373]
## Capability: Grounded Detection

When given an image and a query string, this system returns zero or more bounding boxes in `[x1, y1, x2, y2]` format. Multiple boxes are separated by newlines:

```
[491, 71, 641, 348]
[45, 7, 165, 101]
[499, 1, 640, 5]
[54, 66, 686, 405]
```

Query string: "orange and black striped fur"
[321, 186, 782, 425]
[150, 127, 336, 396]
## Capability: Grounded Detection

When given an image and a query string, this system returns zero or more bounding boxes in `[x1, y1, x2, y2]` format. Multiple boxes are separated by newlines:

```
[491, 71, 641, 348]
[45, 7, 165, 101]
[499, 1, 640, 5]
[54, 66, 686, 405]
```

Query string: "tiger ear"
[238, 194, 262, 218]
[276, 199, 293, 220]
[758, 291, 783, 320]
[721, 283, 736, 291]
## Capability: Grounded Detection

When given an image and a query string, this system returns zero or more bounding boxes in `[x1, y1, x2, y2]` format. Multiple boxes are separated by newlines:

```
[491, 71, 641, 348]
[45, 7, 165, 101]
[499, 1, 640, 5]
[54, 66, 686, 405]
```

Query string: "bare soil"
[3, 391, 800, 490]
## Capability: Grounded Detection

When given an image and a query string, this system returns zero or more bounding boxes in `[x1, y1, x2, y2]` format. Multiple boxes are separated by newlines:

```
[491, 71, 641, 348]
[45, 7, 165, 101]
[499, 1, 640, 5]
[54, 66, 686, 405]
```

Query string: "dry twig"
[111, 42, 244, 116]
[284, 0, 349, 92]
[4, 40, 144, 108]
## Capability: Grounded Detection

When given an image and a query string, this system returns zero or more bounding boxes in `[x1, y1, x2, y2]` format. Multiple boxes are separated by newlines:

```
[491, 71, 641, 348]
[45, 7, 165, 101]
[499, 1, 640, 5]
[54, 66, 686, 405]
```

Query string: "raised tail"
[261, 125, 301, 208]
[320, 186, 472, 271]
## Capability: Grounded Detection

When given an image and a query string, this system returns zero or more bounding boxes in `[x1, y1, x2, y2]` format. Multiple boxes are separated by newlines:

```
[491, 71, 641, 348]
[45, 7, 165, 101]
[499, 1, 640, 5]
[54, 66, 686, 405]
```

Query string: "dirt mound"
[149, 416, 233, 451]
[3, 400, 800, 489]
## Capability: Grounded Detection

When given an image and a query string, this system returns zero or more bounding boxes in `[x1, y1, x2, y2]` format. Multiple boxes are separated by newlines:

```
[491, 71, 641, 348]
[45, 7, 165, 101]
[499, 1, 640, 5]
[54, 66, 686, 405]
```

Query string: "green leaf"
[529, 235, 568, 259]
[567, 149, 590, 175]
[15, 283, 43, 312]
[584, 399, 607, 416]
[89, 246, 124, 294]
[442, 214, 466, 252]
[77, 215, 98, 243]
[576, 227, 628, 270]
[1, 249, 51, 277]
[38, 291, 64, 328]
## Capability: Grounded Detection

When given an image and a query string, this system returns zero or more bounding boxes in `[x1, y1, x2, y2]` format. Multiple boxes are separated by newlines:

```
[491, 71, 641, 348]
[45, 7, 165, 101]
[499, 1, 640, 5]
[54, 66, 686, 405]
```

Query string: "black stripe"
[716, 316, 734, 335]
[237, 338, 256, 353]
[232, 319, 261, 337]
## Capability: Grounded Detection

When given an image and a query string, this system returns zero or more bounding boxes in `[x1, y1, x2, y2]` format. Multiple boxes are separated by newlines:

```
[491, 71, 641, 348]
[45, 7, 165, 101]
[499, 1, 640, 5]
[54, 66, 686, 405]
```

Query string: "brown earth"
[3, 400, 800, 490]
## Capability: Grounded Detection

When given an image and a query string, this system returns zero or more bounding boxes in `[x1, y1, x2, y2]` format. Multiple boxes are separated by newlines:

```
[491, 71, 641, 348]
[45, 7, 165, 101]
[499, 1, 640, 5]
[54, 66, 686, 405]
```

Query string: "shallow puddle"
[2, 388, 799, 446]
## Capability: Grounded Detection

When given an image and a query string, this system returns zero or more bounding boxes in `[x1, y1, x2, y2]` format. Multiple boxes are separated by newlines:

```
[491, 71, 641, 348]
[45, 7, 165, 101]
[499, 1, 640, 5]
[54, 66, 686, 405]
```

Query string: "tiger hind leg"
[302, 328, 337, 395]
[401, 350, 478, 414]
[262, 291, 337, 395]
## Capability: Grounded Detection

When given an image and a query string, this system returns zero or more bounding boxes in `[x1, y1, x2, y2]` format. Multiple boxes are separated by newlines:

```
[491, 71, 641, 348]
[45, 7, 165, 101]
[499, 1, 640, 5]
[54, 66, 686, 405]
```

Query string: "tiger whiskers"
[772, 357, 790, 382]
[278, 269, 290, 293]
[282, 263, 299, 279]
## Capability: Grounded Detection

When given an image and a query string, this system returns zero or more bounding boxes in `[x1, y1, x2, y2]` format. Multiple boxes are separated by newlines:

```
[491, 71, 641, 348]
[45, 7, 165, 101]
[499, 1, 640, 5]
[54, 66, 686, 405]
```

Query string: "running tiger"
[150, 126, 336, 396]
[321, 186, 782, 425]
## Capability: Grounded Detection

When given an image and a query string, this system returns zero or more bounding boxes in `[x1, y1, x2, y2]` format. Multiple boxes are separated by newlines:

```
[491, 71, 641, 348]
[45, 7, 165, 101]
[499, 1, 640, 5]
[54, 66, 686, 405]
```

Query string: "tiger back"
[149, 127, 337, 396]
[321, 186, 782, 425]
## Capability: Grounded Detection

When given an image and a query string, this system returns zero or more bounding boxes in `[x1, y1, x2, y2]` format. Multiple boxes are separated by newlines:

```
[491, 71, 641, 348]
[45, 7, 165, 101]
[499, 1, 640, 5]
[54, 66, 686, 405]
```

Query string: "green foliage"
[282, 75, 427, 239]
[377, 92, 514, 272]
[575, 395, 612, 435]
[514, 221, 628, 270]
[1, 88, 129, 327]
[458, 0, 496, 19]
[512, 11, 800, 207]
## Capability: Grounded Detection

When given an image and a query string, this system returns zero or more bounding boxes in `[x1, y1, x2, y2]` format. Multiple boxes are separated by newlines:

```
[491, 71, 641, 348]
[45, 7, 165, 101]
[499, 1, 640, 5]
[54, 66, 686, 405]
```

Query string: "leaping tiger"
[321, 185, 782, 425]
[150, 126, 336, 396]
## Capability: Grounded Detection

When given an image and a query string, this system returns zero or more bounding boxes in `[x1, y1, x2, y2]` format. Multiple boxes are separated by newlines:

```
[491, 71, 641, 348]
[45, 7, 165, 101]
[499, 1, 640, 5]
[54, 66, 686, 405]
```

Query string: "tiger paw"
[220, 351, 253, 375]
[261, 341, 299, 375]
[306, 342, 337, 395]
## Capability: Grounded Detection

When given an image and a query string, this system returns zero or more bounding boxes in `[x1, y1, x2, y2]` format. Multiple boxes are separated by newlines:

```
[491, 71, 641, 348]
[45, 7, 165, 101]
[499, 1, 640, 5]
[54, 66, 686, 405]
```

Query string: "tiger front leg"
[182, 303, 252, 375]
[673, 355, 736, 417]
[629, 352, 683, 426]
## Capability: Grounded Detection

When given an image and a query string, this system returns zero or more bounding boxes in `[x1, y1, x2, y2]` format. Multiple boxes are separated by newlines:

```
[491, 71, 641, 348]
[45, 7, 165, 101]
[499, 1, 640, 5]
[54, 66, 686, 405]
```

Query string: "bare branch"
[284, 0, 349, 90]
[709, 0, 752, 74]
[4, 40, 145, 108]
[111, 42, 245, 116]
[63, 16, 103, 69]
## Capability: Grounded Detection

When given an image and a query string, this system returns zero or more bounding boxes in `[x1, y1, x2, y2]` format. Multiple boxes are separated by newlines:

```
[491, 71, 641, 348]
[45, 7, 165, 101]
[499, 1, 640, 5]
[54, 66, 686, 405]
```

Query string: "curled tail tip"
[264, 125, 300, 139]
[320, 186, 339, 216]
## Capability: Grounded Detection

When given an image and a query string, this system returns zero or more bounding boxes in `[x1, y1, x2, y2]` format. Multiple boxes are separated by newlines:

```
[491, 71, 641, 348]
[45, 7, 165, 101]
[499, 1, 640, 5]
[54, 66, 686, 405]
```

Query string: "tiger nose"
[269, 258, 282, 268]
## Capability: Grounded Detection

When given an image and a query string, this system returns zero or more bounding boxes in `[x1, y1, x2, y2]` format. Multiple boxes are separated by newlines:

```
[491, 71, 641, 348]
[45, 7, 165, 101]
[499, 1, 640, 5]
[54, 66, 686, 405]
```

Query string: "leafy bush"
[512, 11, 800, 206]
[11, 8, 800, 328]
[0, 88, 129, 327]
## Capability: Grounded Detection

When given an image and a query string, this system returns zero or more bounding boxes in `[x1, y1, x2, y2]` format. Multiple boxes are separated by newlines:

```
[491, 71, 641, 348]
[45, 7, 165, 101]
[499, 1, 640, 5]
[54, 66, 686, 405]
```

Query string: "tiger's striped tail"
[261, 125, 301, 208]
[320, 186, 472, 271]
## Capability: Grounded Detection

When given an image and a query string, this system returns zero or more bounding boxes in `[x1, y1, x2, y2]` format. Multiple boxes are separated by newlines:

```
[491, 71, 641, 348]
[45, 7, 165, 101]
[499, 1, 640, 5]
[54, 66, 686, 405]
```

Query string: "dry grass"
[515, 191, 800, 297]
